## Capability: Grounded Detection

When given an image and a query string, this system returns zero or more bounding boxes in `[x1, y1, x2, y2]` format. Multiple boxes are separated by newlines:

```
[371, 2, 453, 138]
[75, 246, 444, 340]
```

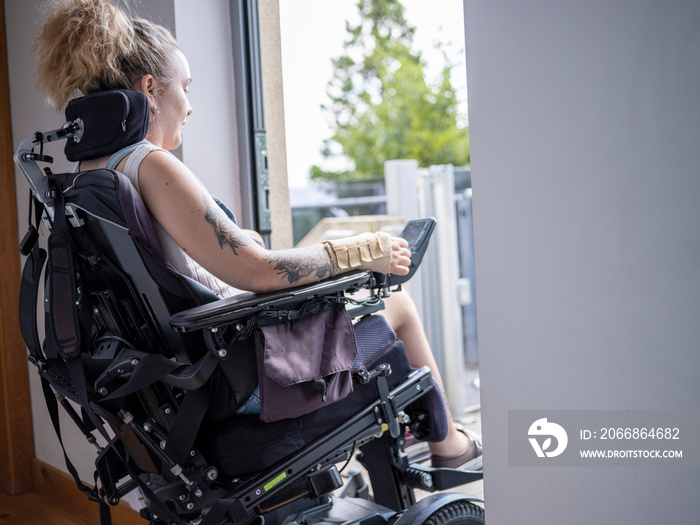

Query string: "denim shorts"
[234, 386, 261, 415]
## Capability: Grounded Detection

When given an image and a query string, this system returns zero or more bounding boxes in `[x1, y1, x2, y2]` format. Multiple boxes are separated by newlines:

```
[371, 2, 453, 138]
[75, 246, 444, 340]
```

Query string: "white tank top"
[111, 142, 242, 299]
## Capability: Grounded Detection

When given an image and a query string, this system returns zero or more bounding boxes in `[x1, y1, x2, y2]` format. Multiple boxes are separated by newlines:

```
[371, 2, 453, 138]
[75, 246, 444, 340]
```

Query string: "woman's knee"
[381, 290, 419, 329]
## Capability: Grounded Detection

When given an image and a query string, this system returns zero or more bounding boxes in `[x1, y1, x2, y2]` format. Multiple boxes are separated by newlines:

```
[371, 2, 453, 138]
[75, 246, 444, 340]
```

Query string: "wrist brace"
[321, 232, 392, 275]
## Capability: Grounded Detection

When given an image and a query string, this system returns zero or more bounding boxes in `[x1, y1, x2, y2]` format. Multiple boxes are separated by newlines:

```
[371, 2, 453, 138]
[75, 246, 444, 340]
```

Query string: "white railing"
[385, 160, 468, 415]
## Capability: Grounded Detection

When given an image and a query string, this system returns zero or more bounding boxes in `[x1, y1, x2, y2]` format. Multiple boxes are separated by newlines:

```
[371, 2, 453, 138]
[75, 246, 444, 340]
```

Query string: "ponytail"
[34, 0, 178, 109]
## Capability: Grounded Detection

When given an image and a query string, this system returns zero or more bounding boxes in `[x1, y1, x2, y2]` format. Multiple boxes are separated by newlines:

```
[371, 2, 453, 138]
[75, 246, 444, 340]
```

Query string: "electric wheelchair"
[15, 90, 484, 525]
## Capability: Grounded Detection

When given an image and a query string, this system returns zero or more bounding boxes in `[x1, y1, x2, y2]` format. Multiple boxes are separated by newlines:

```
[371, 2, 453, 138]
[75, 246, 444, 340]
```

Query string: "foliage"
[311, 0, 469, 181]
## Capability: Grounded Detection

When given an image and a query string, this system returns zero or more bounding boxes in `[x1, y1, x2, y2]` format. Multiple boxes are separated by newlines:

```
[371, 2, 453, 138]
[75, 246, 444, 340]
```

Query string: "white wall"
[465, 1, 700, 523]
[173, 0, 242, 215]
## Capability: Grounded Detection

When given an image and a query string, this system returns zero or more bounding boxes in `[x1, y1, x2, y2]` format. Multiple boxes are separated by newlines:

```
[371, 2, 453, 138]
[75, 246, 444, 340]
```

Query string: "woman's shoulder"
[137, 145, 204, 196]
[138, 144, 185, 172]
[132, 141, 170, 161]
[139, 146, 208, 189]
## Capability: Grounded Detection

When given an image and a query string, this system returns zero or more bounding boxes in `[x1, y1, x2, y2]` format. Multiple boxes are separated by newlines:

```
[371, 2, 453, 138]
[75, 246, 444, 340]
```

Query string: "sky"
[279, 0, 468, 188]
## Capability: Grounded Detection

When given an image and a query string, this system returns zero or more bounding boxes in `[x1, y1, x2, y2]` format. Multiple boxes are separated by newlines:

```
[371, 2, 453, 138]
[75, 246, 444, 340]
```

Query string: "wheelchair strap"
[164, 387, 212, 469]
[105, 139, 149, 170]
[200, 497, 243, 525]
[101, 353, 184, 400]
[96, 352, 216, 484]
[47, 188, 83, 360]
[40, 375, 113, 524]
[18, 247, 46, 359]
[19, 194, 47, 365]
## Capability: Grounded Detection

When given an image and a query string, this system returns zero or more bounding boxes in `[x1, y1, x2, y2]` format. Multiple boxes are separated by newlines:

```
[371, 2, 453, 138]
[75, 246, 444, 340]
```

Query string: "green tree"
[311, 0, 469, 182]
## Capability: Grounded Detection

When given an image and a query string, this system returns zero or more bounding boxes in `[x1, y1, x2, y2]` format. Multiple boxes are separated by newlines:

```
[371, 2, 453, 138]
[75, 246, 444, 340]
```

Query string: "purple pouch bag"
[255, 304, 357, 422]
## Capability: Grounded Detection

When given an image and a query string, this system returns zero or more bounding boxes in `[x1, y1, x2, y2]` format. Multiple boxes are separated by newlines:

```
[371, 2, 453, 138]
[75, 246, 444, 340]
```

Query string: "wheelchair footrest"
[403, 463, 484, 494]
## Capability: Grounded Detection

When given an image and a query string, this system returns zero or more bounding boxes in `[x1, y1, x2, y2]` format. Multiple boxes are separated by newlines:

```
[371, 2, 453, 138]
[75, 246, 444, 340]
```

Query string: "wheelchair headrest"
[64, 90, 150, 162]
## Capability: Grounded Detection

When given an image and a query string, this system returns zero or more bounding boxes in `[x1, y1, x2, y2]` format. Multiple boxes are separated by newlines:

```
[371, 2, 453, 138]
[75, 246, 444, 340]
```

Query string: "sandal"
[430, 426, 483, 471]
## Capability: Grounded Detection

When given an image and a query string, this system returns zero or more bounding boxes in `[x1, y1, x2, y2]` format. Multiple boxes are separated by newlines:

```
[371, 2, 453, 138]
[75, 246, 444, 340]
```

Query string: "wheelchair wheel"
[421, 500, 485, 525]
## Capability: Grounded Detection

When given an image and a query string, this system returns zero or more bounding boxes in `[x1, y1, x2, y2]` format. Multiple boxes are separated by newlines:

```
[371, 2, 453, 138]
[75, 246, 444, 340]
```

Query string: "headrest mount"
[64, 90, 150, 162]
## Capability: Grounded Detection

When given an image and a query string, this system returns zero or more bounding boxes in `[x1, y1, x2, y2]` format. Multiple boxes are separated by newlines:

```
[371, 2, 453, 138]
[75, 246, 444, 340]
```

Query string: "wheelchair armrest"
[169, 270, 374, 333]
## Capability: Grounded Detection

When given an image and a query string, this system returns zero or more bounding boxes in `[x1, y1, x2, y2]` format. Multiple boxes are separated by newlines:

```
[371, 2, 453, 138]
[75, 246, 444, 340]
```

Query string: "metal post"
[385, 161, 465, 415]
[457, 188, 479, 366]
[420, 165, 465, 415]
[385, 159, 419, 218]
[384, 160, 427, 321]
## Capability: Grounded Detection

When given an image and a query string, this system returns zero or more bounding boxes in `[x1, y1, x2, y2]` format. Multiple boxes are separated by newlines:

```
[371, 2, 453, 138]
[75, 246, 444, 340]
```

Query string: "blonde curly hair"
[34, 0, 179, 109]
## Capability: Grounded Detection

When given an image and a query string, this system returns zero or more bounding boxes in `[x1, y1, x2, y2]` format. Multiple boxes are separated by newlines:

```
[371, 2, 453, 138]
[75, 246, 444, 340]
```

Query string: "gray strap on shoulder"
[106, 140, 150, 170]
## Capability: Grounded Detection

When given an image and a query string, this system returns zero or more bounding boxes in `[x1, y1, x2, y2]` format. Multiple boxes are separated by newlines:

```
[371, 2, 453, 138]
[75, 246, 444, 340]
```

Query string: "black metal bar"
[358, 434, 416, 512]
[229, 0, 264, 231]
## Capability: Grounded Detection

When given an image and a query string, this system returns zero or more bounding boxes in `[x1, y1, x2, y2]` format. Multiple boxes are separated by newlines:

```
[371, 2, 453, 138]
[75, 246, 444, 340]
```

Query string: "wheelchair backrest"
[17, 90, 221, 397]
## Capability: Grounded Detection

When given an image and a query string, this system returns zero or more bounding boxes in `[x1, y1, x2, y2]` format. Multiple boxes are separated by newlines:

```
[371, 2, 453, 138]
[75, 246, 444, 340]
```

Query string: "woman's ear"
[134, 74, 159, 110]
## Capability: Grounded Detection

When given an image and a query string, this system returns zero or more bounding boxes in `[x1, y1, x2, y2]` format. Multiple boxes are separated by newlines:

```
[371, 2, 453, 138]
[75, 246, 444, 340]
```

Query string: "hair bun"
[34, 0, 176, 110]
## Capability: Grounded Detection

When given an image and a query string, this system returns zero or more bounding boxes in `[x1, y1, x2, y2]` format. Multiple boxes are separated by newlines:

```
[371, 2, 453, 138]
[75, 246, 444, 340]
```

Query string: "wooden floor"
[0, 492, 90, 525]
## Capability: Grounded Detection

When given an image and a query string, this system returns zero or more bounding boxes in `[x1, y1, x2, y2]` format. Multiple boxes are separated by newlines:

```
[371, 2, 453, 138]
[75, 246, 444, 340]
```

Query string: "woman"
[34, 0, 481, 470]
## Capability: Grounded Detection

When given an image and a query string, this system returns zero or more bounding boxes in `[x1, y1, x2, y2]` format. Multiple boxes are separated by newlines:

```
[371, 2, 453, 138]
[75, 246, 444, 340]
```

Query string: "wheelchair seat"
[15, 89, 484, 525]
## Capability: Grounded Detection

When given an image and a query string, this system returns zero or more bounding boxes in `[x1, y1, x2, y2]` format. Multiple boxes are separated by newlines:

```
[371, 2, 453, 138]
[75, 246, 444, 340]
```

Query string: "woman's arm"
[241, 228, 265, 247]
[136, 150, 409, 293]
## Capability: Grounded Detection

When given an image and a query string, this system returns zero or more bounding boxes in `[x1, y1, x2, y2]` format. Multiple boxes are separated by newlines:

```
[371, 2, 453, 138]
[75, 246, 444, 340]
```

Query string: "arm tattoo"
[266, 247, 332, 285]
[204, 192, 331, 285]
[203, 194, 251, 255]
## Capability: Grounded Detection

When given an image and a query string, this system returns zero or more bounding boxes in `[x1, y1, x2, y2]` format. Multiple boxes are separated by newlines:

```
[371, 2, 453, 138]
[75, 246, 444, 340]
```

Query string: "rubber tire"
[421, 500, 485, 525]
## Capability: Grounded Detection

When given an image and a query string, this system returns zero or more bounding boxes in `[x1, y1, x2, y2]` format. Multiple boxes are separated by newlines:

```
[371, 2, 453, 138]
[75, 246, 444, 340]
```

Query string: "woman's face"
[150, 49, 193, 150]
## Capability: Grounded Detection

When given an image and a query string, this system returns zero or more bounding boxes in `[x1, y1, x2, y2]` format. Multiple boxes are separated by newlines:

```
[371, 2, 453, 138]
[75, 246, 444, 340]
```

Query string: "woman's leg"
[376, 290, 479, 461]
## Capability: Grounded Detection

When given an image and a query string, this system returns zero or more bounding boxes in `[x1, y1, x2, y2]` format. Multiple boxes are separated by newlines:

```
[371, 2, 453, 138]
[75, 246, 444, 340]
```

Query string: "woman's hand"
[390, 236, 412, 275]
